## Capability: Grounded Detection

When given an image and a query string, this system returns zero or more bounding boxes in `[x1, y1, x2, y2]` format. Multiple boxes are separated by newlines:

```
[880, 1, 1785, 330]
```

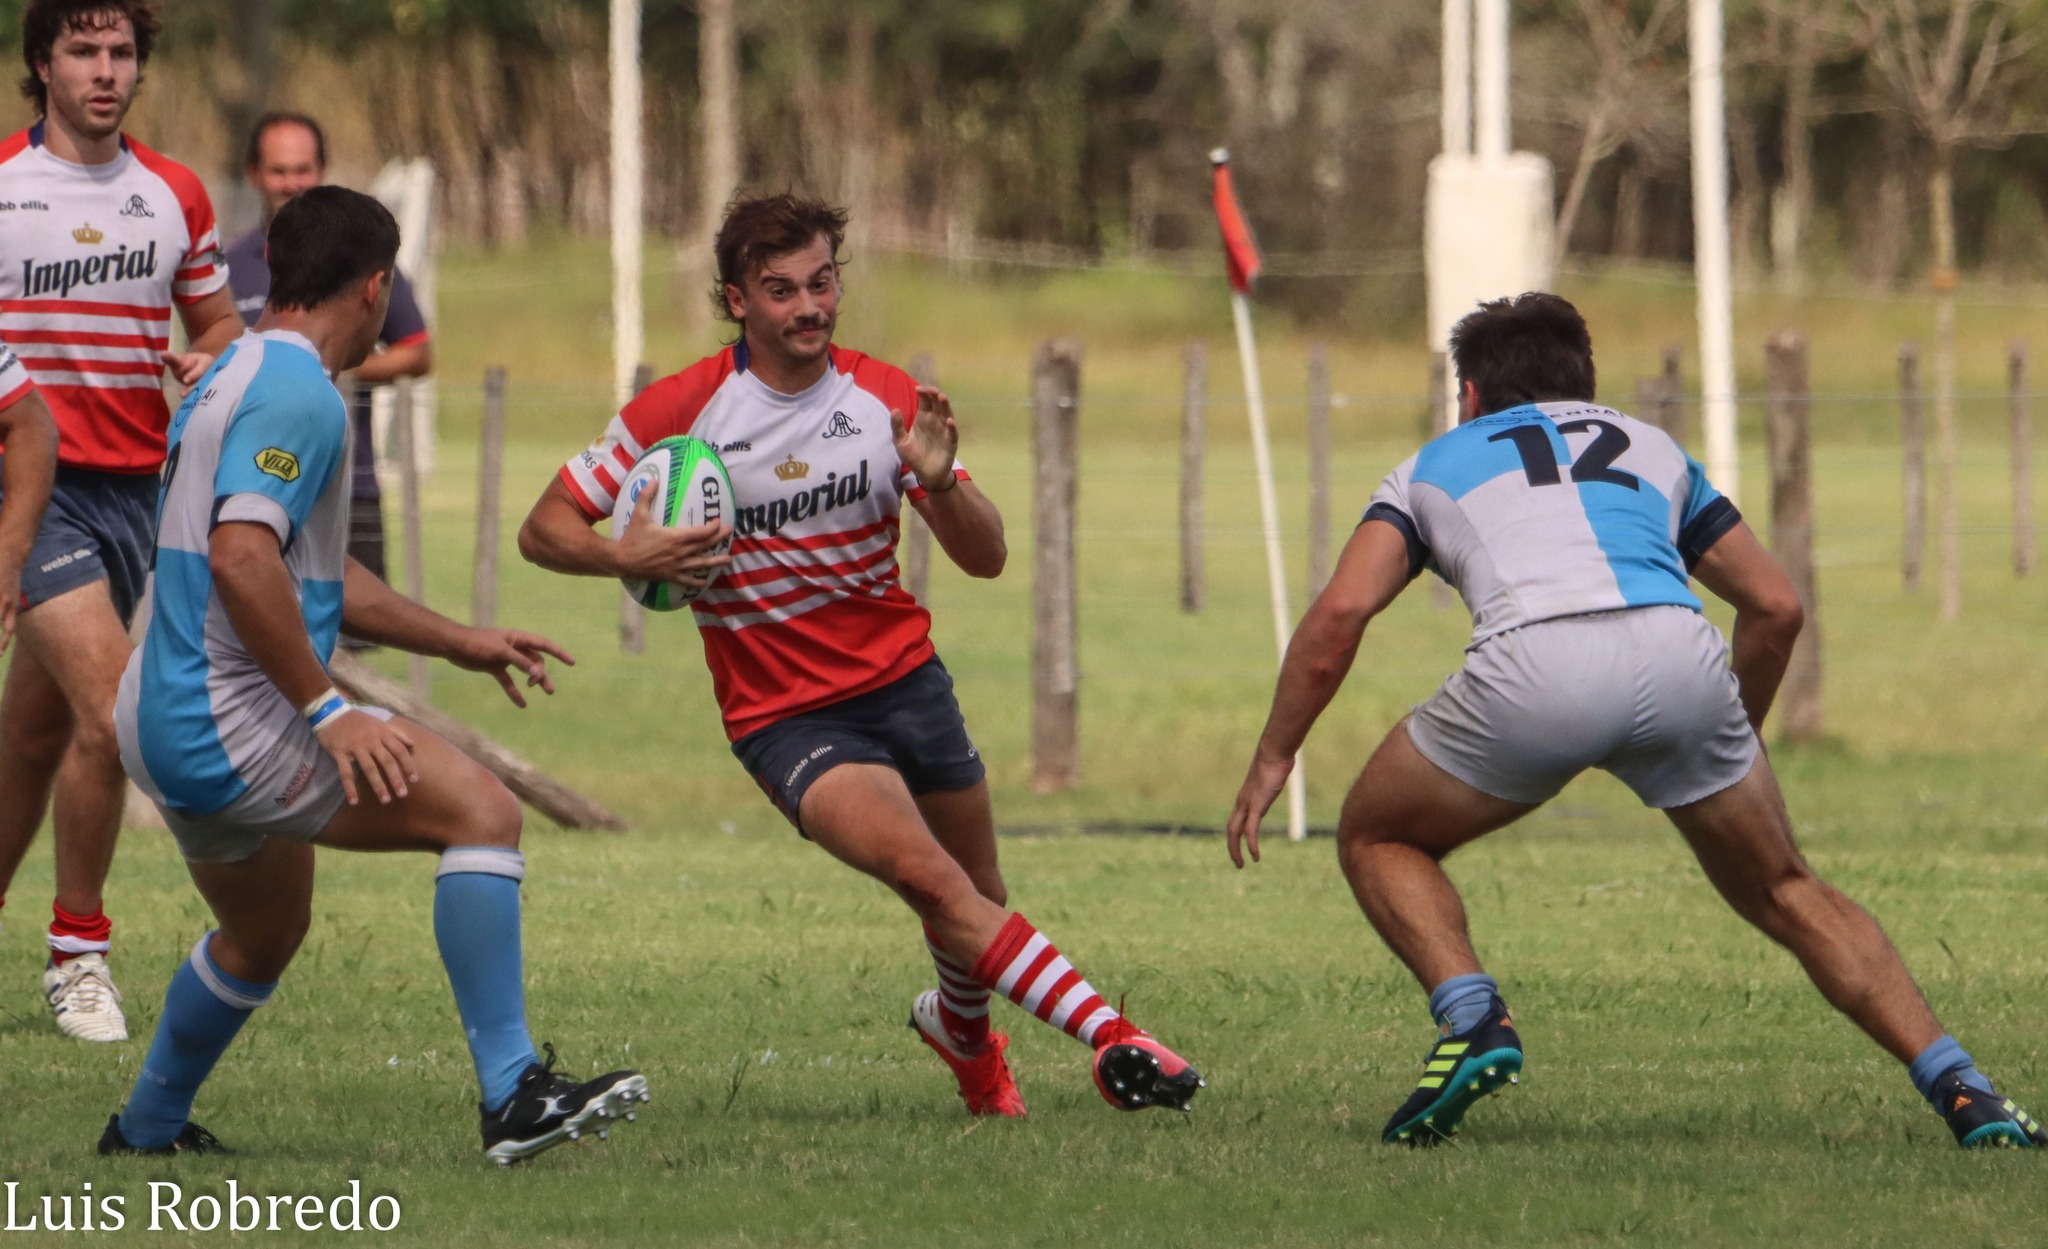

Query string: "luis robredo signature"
[4, 1181, 401, 1234]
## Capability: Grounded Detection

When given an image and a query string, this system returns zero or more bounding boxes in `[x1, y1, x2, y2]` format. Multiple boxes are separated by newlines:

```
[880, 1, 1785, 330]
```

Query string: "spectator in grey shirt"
[226, 112, 432, 644]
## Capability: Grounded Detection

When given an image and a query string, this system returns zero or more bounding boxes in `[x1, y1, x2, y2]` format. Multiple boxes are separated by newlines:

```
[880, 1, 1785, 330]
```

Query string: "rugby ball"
[612, 435, 735, 611]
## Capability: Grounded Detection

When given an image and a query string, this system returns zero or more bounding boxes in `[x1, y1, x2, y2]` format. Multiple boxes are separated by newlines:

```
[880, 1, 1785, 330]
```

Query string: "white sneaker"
[44, 953, 129, 1042]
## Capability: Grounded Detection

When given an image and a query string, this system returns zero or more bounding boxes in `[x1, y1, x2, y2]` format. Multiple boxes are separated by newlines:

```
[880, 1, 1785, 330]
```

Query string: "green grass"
[3, 246, 2047, 1244]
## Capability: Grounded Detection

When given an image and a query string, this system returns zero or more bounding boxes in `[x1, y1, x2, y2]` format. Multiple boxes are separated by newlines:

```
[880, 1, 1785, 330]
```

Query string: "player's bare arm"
[209, 521, 418, 805]
[1689, 520, 1804, 733]
[337, 556, 573, 709]
[1226, 518, 1415, 869]
[162, 287, 243, 387]
[350, 338, 432, 385]
[0, 388, 58, 652]
[895, 385, 1006, 578]
[518, 475, 732, 584]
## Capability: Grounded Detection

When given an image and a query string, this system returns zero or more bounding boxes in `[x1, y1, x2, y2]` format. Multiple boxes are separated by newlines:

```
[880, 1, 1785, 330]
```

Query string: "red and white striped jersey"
[0, 123, 227, 472]
[0, 338, 32, 411]
[559, 342, 969, 740]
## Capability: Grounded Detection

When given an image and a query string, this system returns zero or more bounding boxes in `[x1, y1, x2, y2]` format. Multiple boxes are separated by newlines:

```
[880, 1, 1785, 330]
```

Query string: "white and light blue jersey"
[117, 330, 349, 815]
[1366, 401, 1741, 646]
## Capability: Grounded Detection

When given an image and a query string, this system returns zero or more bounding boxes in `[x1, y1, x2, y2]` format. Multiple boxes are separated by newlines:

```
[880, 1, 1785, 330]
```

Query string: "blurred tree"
[1859, 0, 2042, 621]
[1545, 0, 1689, 262]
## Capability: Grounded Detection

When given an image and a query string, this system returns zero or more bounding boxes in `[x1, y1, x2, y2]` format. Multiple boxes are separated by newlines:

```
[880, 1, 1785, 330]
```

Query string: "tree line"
[2, 0, 2043, 312]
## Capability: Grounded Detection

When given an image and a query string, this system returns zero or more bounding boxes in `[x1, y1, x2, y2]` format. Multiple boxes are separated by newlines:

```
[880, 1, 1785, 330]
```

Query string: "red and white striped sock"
[969, 913, 1146, 1048]
[49, 903, 111, 967]
[924, 926, 992, 1053]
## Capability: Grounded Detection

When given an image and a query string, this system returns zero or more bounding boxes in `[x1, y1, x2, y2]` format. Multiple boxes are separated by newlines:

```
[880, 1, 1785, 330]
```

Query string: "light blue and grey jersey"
[117, 329, 350, 815]
[1366, 401, 1741, 646]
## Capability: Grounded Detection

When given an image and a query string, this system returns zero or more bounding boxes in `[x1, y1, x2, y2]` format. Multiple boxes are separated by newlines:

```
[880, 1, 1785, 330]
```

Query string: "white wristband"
[302, 688, 353, 733]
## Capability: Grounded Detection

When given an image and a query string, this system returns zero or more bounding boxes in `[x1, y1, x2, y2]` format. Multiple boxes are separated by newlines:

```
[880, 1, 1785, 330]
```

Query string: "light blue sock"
[1428, 973, 1500, 1036]
[435, 848, 540, 1113]
[120, 934, 274, 1149]
[1909, 1034, 1995, 1104]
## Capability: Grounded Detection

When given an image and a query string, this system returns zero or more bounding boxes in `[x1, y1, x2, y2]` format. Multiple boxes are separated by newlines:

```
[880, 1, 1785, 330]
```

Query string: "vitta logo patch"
[821, 411, 861, 439]
[255, 448, 301, 481]
[119, 194, 154, 219]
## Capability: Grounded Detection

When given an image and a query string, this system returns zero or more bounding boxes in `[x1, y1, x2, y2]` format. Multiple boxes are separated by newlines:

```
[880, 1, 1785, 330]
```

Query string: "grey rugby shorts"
[121, 706, 397, 865]
[1405, 605, 1758, 810]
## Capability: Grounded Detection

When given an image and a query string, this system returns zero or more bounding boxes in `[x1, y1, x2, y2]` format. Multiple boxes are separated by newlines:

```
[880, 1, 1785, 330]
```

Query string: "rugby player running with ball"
[100, 188, 647, 1164]
[1228, 293, 2045, 1151]
[520, 194, 1204, 1118]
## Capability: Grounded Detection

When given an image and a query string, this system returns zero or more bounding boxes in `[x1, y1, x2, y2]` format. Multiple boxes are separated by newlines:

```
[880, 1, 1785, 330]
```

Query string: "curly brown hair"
[19, 0, 161, 117]
[711, 193, 849, 327]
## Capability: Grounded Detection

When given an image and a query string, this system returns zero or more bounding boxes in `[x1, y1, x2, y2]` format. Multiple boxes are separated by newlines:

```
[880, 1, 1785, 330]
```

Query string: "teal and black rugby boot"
[1380, 995, 1522, 1146]
[1933, 1071, 2048, 1149]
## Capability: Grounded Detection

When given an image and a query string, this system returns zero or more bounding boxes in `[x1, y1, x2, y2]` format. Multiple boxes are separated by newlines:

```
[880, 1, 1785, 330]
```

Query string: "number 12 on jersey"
[1488, 420, 1640, 492]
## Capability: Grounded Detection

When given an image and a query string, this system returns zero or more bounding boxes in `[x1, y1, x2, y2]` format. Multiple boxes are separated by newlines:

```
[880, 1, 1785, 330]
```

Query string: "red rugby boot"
[910, 990, 1028, 1118]
[1090, 1019, 1206, 1112]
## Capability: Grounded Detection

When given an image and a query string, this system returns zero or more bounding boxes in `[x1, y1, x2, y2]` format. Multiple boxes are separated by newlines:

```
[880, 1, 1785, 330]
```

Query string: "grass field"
[2, 246, 2046, 1245]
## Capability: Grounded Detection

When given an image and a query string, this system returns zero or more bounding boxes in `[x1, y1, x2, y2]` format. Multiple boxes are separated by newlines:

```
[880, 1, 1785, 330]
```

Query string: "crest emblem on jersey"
[72, 223, 104, 246]
[821, 411, 861, 439]
[775, 454, 810, 481]
[119, 194, 154, 219]
[255, 448, 301, 482]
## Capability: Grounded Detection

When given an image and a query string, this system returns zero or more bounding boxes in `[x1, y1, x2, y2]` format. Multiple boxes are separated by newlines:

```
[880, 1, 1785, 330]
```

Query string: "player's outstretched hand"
[616, 482, 732, 587]
[1226, 751, 1292, 868]
[448, 627, 576, 709]
[318, 710, 418, 806]
[892, 385, 959, 495]
[159, 350, 215, 390]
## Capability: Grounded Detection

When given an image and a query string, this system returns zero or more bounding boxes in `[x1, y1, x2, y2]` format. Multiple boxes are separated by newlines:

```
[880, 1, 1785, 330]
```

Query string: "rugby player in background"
[1228, 293, 2045, 1151]
[102, 187, 647, 1163]
[0, 0, 244, 1042]
[520, 193, 1205, 1118]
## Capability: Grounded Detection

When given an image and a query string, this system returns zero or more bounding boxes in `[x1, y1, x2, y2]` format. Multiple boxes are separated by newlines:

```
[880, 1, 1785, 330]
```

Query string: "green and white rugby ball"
[612, 435, 735, 611]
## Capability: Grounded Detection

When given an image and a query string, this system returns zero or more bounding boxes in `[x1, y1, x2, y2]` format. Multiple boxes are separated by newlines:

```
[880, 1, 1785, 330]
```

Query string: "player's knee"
[1336, 817, 1433, 864]
[887, 851, 967, 918]
[215, 916, 307, 983]
[434, 774, 521, 850]
[66, 704, 122, 767]
[462, 780, 523, 850]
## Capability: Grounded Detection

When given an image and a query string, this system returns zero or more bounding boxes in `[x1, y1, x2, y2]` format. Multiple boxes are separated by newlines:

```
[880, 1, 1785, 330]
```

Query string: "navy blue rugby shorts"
[731, 657, 986, 837]
[3, 467, 156, 625]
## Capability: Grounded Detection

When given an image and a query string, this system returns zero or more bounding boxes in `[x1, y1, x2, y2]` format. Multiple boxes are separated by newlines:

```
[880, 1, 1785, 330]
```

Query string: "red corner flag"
[1210, 148, 1263, 294]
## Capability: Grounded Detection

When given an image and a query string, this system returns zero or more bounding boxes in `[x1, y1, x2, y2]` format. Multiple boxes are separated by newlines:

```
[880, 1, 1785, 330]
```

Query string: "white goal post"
[369, 157, 439, 477]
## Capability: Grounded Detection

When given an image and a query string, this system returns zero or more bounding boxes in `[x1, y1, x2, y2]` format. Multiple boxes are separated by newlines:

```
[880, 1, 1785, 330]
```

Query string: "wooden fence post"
[1307, 342, 1332, 598]
[1765, 331, 1822, 741]
[1180, 341, 1205, 614]
[1899, 342, 1926, 593]
[395, 380, 430, 700]
[1031, 339, 1081, 793]
[472, 367, 507, 628]
[620, 364, 653, 655]
[1635, 376, 1663, 430]
[1659, 343, 1685, 442]
[903, 352, 936, 603]
[2012, 341, 2034, 578]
